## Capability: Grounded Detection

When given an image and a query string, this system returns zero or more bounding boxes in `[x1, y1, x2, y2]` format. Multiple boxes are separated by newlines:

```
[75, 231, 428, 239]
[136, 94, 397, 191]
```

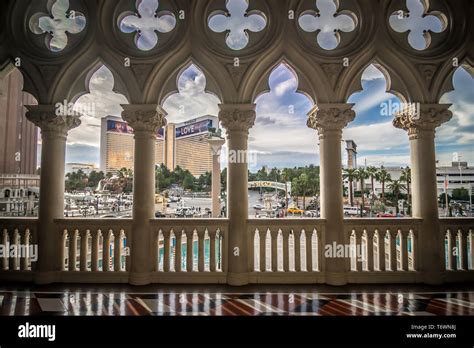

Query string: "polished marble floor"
[1, 287, 473, 316]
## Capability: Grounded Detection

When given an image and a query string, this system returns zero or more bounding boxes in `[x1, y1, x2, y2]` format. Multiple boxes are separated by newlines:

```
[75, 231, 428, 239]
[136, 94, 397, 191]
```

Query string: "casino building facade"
[100, 115, 218, 176]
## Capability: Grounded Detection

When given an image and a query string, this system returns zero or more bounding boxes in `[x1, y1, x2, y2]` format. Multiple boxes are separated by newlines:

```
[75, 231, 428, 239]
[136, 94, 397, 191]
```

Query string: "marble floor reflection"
[0, 290, 473, 316]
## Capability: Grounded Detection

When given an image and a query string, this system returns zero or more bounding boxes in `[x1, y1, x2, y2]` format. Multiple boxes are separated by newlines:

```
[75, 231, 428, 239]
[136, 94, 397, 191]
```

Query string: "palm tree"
[375, 167, 391, 204]
[400, 167, 411, 213]
[356, 168, 369, 217]
[343, 168, 358, 206]
[387, 179, 407, 214]
[299, 173, 309, 209]
[366, 166, 378, 199]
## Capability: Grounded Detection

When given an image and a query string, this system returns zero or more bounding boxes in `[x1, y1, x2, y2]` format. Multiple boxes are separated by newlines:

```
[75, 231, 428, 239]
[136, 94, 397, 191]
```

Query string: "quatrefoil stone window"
[29, 0, 86, 52]
[389, 0, 447, 50]
[208, 0, 267, 50]
[298, 0, 357, 50]
[119, 0, 177, 51]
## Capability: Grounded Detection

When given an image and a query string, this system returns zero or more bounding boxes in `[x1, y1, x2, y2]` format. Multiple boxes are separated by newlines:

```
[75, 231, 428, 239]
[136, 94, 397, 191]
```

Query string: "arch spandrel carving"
[152, 56, 224, 106]
[0, 0, 470, 107]
[198, 0, 283, 58]
[104, 0, 188, 59]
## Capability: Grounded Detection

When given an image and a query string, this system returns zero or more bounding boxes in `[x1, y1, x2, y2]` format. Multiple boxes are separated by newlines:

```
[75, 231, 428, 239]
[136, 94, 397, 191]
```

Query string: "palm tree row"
[343, 165, 412, 214]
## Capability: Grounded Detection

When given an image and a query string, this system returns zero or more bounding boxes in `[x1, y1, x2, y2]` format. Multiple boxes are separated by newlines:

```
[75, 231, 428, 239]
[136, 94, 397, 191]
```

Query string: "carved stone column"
[208, 137, 226, 218]
[25, 105, 81, 283]
[219, 103, 256, 286]
[394, 104, 452, 284]
[122, 104, 167, 285]
[307, 103, 355, 285]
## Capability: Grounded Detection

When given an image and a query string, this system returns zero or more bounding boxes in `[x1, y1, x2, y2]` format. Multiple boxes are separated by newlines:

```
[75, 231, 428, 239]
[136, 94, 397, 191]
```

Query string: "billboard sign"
[175, 119, 213, 139]
[107, 120, 164, 139]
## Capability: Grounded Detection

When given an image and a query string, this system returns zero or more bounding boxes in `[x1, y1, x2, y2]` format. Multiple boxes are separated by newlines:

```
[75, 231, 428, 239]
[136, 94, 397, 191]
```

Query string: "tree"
[400, 166, 411, 208]
[387, 179, 406, 214]
[375, 167, 391, 204]
[356, 168, 369, 217]
[366, 166, 378, 199]
[343, 168, 358, 206]
[117, 167, 133, 193]
[183, 174, 195, 190]
[87, 170, 105, 189]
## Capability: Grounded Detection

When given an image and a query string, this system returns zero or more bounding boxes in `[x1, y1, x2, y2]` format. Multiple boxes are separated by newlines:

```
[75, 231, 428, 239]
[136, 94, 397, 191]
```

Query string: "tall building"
[0, 68, 38, 174]
[100, 116, 164, 174]
[345, 140, 358, 169]
[100, 115, 218, 177]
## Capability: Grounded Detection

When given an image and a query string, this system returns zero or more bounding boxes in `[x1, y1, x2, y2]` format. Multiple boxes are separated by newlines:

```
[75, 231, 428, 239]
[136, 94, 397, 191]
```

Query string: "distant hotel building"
[0, 68, 40, 215]
[100, 115, 218, 177]
[0, 68, 38, 174]
[65, 163, 99, 175]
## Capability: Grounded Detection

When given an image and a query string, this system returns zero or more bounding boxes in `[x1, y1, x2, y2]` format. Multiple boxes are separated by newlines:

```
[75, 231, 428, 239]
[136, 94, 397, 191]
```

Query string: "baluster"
[353, 231, 360, 272]
[306, 230, 313, 272]
[460, 230, 468, 270]
[366, 230, 374, 272]
[103, 230, 111, 272]
[114, 231, 122, 272]
[401, 231, 408, 271]
[294, 230, 301, 272]
[209, 230, 216, 272]
[80, 230, 89, 271]
[2, 229, 8, 270]
[259, 230, 266, 272]
[69, 230, 78, 271]
[175, 231, 182, 272]
[378, 231, 386, 271]
[449, 230, 456, 270]
[125, 231, 131, 272]
[186, 231, 193, 272]
[21, 229, 30, 271]
[9, 229, 19, 271]
[271, 230, 278, 272]
[283, 230, 290, 272]
[390, 231, 397, 271]
[163, 230, 170, 272]
[198, 231, 205, 272]
[91, 230, 99, 271]
[249, 229, 256, 272]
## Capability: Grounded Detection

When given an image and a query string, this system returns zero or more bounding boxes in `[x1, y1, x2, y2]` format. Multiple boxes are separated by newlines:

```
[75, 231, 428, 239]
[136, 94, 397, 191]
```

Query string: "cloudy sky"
[47, 0, 472, 171]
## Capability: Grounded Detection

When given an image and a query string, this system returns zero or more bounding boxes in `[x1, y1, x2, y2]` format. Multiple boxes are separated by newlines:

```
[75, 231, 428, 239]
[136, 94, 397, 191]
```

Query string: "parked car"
[376, 212, 395, 218]
[304, 210, 320, 218]
[343, 206, 366, 216]
[155, 212, 166, 218]
[288, 207, 304, 215]
[253, 204, 264, 210]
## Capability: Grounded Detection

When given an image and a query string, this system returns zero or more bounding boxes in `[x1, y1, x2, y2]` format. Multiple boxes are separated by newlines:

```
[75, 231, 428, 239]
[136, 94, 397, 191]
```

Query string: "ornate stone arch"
[248, 56, 317, 106]
[433, 56, 473, 104]
[56, 55, 132, 104]
[341, 55, 411, 104]
[151, 56, 224, 106]
[244, 52, 322, 104]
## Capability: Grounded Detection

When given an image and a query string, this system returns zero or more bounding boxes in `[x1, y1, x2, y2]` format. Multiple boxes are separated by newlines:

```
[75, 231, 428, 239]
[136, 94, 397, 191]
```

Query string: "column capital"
[307, 103, 355, 134]
[393, 103, 452, 139]
[25, 105, 81, 136]
[208, 136, 226, 156]
[121, 104, 167, 133]
[218, 104, 256, 133]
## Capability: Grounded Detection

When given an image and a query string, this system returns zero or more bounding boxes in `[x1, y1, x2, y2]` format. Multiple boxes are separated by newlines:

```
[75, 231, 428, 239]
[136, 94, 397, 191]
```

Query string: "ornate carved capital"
[218, 104, 256, 133]
[307, 104, 355, 134]
[25, 105, 81, 136]
[121, 104, 167, 133]
[393, 104, 452, 139]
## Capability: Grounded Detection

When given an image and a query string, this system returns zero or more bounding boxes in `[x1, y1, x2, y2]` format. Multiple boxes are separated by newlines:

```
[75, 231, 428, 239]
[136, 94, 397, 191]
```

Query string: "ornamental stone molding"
[393, 103, 453, 138]
[0, 0, 471, 106]
[307, 104, 355, 134]
[218, 104, 256, 133]
[121, 104, 167, 133]
[25, 104, 81, 136]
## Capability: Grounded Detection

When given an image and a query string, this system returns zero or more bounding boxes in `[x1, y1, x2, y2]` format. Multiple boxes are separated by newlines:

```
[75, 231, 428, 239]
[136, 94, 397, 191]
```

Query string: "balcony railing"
[0, 217, 473, 284]
[247, 219, 325, 284]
